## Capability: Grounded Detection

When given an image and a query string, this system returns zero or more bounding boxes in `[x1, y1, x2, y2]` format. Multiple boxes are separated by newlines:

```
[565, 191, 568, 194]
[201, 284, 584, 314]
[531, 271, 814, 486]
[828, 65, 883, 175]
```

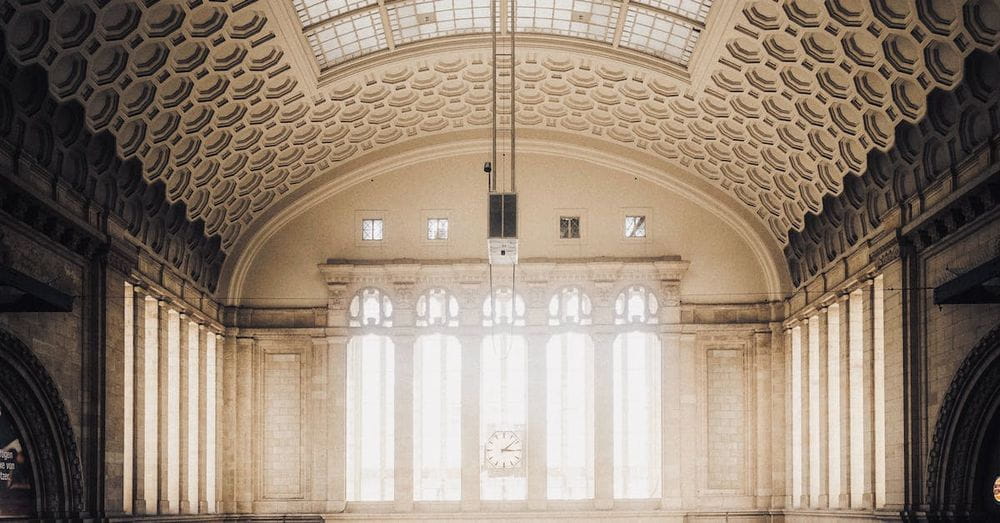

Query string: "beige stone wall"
[922, 214, 1000, 473]
[0, 223, 86, 453]
[238, 152, 778, 308]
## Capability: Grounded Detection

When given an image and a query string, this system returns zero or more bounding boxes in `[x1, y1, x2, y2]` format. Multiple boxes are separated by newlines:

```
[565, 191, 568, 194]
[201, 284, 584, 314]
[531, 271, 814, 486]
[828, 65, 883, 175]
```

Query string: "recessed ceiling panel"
[305, 8, 388, 68]
[515, 0, 619, 43]
[620, 4, 700, 65]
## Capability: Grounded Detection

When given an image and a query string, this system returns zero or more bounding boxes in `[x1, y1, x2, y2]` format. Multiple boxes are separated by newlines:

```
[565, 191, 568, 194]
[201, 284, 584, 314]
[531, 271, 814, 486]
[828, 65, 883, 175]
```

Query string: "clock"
[484, 430, 522, 469]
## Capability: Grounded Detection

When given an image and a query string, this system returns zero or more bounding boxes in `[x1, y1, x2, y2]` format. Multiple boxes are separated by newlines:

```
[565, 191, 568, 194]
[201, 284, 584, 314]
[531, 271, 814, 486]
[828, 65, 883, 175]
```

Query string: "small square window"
[361, 218, 383, 241]
[624, 215, 646, 238]
[560, 216, 580, 239]
[427, 218, 449, 240]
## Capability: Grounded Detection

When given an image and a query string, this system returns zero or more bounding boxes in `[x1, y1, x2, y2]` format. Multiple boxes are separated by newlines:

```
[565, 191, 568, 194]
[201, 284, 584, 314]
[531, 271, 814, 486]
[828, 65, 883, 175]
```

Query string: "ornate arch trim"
[0, 328, 83, 518]
[927, 323, 1000, 519]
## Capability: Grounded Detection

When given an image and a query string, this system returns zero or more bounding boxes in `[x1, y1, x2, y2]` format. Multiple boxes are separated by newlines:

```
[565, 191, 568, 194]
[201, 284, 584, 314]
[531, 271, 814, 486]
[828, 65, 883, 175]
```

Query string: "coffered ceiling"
[0, 0, 995, 252]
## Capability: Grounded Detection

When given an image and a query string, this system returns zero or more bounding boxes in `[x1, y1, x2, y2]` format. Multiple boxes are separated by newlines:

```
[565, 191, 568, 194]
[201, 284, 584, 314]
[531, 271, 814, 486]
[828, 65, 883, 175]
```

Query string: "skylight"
[291, 0, 712, 69]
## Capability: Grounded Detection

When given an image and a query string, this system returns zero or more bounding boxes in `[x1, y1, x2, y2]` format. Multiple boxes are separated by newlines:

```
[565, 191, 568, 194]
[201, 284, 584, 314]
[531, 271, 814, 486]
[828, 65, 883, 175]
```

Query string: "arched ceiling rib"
[0, 0, 996, 252]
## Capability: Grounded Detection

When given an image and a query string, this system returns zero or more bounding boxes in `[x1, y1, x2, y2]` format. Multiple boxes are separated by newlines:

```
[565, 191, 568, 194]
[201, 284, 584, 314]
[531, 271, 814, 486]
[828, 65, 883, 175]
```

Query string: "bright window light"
[362, 218, 384, 241]
[515, 0, 619, 43]
[305, 8, 387, 68]
[633, 0, 713, 23]
[427, 218, 449, 240]
[620, 5, 701, 66]
[293, 0, 380, 26]
[388, 0, 492, 45]
[624, 215, 647, 238]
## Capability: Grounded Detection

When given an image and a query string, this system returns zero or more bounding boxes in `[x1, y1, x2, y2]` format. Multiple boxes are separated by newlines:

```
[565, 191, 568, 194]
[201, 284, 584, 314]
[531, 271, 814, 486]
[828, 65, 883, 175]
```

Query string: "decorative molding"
[2, 0, 995, 253]
[0, 328, 84, 518]
[926, 322, 1000, 520]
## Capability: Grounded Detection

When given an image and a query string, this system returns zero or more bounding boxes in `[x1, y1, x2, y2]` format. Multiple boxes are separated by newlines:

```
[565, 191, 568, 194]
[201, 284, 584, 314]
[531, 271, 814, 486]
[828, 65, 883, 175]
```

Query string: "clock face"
[484, 430, 522, 469]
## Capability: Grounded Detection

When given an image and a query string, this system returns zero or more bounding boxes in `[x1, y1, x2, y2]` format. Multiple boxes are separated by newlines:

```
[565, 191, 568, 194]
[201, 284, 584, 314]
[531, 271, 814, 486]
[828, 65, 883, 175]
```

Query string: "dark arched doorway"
[0, 328, 82, 518]
[928, 325, 1000, 520]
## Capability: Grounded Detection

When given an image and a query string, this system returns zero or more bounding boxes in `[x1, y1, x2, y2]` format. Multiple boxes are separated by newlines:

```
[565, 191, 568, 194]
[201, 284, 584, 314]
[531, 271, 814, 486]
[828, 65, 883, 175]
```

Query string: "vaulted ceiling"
[0, 0, 995, 254]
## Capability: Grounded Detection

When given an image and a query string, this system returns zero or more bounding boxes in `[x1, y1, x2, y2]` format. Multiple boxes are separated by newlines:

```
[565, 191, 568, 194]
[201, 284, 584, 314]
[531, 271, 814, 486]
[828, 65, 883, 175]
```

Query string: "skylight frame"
[290, 0, 712, 70]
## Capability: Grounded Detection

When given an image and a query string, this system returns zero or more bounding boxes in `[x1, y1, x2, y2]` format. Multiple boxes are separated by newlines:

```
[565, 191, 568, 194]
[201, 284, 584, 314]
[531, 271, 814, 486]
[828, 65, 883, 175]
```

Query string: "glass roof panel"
[619, 4, 700, 65]
[305, 8, 388, 68]
[293, 0, 380, 26]
[387, 0, 494, 46]
[632, 0, 712, 23]
[515, 0, 619, 43]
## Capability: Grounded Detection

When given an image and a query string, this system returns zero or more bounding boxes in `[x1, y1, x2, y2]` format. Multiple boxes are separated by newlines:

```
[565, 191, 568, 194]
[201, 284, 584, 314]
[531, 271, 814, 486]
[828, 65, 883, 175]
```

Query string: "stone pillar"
[753, 329, 772, 508]
[799, 320, 811, 509]
[221, 334, 237, 513]
[836, 295, 852, 509]
[157, 301, 173, 514]
[525, 333, 547, 510]
[879, 258, 905, 509]
[236, 336, 255, 513]
[197, 326, 209, 513]
[178, 316, 192, 514]
[132, 288, 150, 514]
[678, 333, 698, 507]
[105, 271, 129, 515]
[811, 311, 829, 508]
[394, 334, 415, 512]
[213, 333, 223, 513]
[861, 281, 876, 509]
[660, 332, 681, 508]
[593, 331, 614, 510]
[459, 334, 481, 511]
[770, 323, 786, 509]
[327, 335, 348, 512]
[784, 327, 794, 508]
[310, 336, 330, 510]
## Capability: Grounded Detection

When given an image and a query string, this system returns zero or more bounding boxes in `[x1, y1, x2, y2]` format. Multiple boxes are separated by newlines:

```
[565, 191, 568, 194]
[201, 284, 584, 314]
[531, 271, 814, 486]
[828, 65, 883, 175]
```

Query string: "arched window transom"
[349, 288, 393, 327]
[614, 285, 659, 325]
[548, 286, 592, 326]
[416, 288, 460, 327]
[482, 288, 525, 327]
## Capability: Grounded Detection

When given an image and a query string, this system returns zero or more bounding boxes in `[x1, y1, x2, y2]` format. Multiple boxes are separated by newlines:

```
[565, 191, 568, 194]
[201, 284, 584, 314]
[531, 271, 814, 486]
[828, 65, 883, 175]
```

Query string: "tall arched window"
[413, 288, 462, 501]
[347, 288, 395, 501]
[546, 287, 595, 499]
[612, 286, 662, 499]
[480, 288, 527, 500]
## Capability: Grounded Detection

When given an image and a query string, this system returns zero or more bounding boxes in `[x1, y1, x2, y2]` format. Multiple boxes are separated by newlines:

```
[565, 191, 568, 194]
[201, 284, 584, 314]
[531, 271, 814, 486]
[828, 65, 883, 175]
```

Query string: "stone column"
[132, 288, 151, 514]
[593, 331, 614, 510]
[310, 336, 331, 510]
[221, 334, 237, 513]
[214, 333, 224, 513]
[660, 332, 681, 508]
[236, 336, 255, 513]
[327, 335, 349, 512]
[769, 323, 786, 509]
[394, 334, 415, 512]
[678, 333, 698, 507]
[784, 327, 794, 508]
[525, 333, 547, 510]
[197, 326, 209, 513]
[797, 320, 811, 509]
[753, 329, 772, 508]
[157, 301, 173, 514]
[105, 271, 129, 515]
[178, 316, 193, 514]
[813, 311, 830, 507]
[861, 281, 876, 509]
[836, 295, 852, 509]
[459, 333, 481, 511]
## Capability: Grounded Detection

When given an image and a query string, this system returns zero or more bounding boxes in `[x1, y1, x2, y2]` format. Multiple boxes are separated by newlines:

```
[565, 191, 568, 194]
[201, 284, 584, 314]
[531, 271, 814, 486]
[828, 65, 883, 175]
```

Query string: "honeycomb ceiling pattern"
[1, 0, 997, 251]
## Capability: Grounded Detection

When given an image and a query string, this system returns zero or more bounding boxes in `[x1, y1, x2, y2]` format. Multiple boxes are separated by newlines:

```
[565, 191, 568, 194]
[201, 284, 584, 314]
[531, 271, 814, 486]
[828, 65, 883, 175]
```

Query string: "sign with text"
[0, 406, 33, 516]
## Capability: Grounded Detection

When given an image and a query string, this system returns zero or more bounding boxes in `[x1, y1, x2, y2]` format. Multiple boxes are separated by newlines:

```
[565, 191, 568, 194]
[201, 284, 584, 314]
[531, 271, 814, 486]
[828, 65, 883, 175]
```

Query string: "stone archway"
[0, 328, 83, 518]
[927, 324, 1000, 520]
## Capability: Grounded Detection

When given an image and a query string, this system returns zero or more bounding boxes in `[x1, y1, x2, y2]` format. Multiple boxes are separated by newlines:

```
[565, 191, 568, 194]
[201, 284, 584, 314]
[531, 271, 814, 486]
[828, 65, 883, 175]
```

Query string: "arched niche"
[0, 328, 82, 518]
[927, 324, 1000, 520]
